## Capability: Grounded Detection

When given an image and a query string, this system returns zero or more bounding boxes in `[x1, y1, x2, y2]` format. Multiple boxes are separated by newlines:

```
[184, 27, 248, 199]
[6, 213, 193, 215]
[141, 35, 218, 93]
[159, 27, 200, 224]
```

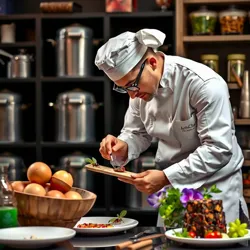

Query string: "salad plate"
[165, 227, 250, 247]
[0, 226, 76, 248]
[74, 216, 138, 235]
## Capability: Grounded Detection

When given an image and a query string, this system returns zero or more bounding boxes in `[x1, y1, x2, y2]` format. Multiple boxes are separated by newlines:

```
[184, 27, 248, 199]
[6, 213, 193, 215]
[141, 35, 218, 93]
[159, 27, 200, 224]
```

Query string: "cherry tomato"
[188, 231, 196, 238]
[205, 231, 222, 238]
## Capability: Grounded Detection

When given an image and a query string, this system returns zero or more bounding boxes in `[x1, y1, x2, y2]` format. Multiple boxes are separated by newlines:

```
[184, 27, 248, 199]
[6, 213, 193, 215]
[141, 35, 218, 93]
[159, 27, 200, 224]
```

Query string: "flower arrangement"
[147, 185, 222, 228]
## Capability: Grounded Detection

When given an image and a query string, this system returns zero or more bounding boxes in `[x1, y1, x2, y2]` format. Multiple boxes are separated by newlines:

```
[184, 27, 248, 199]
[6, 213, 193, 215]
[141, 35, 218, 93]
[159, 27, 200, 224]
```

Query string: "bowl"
[13, 182, 97, 228]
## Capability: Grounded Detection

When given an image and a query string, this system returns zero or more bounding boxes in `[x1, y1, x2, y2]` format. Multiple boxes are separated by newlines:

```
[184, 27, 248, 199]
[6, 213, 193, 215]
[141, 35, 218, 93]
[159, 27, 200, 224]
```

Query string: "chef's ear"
[148, 57, 157, 70]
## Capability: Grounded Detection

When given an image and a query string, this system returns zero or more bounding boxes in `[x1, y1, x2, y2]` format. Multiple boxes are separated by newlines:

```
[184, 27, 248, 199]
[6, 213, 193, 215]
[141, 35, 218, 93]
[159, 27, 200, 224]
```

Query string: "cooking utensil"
[0, 89, 30, 142]
[116, 233, 164, 250]
[47, 23, 94, 77]
[127, 236, 166, 250]
[49, 89, 103, 143]
[85, 164, 134, 180]
[0, 49, 33, 78]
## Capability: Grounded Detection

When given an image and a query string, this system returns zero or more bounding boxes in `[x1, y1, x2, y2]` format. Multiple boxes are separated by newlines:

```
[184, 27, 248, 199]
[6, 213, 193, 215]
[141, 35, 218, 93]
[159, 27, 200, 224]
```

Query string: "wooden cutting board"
[85, 164, 135, 180]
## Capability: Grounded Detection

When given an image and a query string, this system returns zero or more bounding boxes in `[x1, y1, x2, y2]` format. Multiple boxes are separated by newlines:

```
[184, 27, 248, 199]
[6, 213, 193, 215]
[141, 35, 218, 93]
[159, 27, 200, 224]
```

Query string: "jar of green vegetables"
[201, 54, 219, 73]
[189, 6, 218, 35]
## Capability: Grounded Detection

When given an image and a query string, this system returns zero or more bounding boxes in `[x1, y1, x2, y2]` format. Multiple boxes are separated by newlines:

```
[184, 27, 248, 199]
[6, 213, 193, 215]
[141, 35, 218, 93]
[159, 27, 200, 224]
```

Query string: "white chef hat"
[94, 28, 166, 81]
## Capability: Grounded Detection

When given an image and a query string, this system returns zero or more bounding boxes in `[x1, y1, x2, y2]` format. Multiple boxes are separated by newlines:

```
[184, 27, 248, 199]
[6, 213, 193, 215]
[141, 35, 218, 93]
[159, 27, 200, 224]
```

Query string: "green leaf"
[120, 210, 127, 217]
[92, 157, 97, 163]
[85, 158, 93, 164]
[108, 218, 116, 224]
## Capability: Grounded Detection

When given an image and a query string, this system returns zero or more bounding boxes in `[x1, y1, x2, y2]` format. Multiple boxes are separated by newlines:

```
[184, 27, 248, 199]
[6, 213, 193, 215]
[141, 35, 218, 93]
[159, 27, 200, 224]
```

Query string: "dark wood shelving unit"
[0, 0, 175, 226]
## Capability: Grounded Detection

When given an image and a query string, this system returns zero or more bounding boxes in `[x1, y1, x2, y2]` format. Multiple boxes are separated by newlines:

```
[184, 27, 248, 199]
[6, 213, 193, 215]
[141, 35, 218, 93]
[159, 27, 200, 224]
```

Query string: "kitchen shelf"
[235, 119, 250, 125]
[0, 42, 36, 48]
[183, 35, 250, 43]
[108, 11, 174, 18]
[40, 12, 106, 19]
[0, 78, 36, 83]
[243, 160, 250, 167]
[228, 83, 240, 90]
[0, 14, 36, 20]
[183, 0, 250, 3]
[41, 76, 105, 82]
[41, 142, 100, 148]
[0, 142, 36, 148]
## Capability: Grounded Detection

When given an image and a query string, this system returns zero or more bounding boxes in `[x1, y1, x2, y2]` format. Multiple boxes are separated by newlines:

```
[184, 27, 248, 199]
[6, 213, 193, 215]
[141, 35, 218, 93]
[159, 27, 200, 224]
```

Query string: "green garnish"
[203, 184, 222, 200]
[108, 210, 127, 224]
[85, 157, 99, 166]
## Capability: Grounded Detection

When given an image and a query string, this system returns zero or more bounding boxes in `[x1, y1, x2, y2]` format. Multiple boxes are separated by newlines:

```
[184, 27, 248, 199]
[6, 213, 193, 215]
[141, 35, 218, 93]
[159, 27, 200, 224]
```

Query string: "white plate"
[74, 216, 139, 235]
[165, 227, 250, 247]
[0, 226, 76, 248]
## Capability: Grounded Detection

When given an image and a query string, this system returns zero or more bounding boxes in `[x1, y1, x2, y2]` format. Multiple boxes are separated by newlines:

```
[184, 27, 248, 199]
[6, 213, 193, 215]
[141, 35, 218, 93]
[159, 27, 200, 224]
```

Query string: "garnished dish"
[148, 185, 250, 246]
[108, 210, 127, 225]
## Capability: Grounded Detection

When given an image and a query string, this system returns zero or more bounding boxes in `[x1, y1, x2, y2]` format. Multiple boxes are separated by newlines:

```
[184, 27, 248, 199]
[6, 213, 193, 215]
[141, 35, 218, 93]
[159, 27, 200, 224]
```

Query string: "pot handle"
[93, 102, 103, 109]
[47, 39, 57, 47]
[21, 103, 32, 110]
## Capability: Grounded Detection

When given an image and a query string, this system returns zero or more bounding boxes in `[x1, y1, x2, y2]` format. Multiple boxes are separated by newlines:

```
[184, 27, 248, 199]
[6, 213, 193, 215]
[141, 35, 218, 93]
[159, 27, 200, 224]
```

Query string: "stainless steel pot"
[50, 88, 102, 143]
[0, 49, 33, 78]
[59, 152, 94, 190]
[0, 90, 23, 142]
[48, 23, 94, 77]
[126, 155, 157, 209]
[0, 152, 27, 181]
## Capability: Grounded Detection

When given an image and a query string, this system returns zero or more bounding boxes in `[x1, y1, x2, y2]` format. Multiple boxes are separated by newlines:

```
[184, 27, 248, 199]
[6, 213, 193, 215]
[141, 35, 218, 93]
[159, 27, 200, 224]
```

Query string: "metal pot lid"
[0, 89, 22, 104]
[59, 152, 91, 168]
[57, 88, 95, 105]
[12, 49, 32, 62]
[57, 23, 93, 39]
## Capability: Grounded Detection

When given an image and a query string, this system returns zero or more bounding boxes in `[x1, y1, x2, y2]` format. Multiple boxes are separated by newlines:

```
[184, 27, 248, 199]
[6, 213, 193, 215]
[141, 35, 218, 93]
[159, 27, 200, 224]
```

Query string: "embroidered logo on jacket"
[181, 123, 196, 132]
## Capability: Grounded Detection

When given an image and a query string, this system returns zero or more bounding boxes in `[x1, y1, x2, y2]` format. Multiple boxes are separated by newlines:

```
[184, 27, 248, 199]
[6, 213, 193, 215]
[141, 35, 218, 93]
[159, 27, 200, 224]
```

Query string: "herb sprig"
[85, 157, 99, 166]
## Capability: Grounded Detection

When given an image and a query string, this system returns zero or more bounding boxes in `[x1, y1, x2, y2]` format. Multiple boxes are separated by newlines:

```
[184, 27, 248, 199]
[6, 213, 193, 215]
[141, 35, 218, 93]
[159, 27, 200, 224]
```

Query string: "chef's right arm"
[114, 98, 152, 166]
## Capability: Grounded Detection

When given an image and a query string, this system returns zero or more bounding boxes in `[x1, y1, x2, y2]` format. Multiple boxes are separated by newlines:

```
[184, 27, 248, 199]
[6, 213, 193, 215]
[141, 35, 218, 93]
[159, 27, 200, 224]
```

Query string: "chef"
[95, 28, 249, 226]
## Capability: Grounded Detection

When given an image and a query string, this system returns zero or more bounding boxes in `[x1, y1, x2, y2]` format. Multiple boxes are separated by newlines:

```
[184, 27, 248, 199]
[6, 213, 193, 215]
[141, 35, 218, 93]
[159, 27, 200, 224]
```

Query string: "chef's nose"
[128, 90, 137, 99]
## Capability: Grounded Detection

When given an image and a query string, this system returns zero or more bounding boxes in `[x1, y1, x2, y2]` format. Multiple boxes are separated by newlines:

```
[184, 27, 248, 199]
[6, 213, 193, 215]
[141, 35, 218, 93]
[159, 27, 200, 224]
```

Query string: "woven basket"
[13, 183, 97, 228]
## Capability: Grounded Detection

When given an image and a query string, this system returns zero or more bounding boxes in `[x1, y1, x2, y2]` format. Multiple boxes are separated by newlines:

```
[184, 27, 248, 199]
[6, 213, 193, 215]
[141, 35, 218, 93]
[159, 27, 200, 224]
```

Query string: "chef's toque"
[94, 29, 166, 81]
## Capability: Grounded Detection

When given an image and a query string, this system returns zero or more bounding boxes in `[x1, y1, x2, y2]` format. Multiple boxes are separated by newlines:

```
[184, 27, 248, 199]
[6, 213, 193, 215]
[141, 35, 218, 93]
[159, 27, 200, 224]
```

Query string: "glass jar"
[189, 6, 217, 35]
[219, 5, 247, 35]
[0, 164, 18, 228]
[201, 54, 219, 73]
[227, 54, 246, 83]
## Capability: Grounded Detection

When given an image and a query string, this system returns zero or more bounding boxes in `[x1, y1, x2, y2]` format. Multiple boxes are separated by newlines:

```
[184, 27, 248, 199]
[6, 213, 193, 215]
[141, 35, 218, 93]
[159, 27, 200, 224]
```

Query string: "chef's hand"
[118, 170, 170, 194]
[99, 134, 128, 161]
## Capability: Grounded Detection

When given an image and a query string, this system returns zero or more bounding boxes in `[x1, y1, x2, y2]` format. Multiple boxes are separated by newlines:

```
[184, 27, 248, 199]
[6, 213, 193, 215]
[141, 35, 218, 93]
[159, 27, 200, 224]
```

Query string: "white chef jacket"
[114, 54, 249, 226]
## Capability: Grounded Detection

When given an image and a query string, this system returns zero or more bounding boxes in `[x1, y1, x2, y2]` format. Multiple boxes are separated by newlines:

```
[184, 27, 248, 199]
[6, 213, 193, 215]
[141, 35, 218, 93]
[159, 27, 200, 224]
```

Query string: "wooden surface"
[85, 164, 135, 180]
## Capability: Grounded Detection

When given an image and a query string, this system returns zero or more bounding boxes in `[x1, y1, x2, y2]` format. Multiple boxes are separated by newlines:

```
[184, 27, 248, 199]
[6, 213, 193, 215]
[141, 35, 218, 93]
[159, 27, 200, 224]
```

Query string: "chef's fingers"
[105, 135, 118, 154]
[99, 138, 110, 160]
[131, 171, 148, 179]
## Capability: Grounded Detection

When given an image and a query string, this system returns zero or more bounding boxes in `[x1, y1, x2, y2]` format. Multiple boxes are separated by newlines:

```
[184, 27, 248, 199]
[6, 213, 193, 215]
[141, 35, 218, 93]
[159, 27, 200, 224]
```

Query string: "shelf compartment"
[235, 119, 250, 125]
[41, 76, 105, 82]
[0, 14, 36, 20]
[184, 0, 250, 4]
[40, 13, 105, 19]
[0, 142, 36, 148]
[108, 11, 174, 18]
[41, 142, 100, 148]
[228, 83, 241, 90]
[0, 42, 36, 48]
[183, 35, 250, 43]
[0, 78, 36, 83]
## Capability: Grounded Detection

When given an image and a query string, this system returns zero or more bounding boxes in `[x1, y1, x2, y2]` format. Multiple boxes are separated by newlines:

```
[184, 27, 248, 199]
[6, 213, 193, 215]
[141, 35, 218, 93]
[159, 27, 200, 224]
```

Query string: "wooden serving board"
[85, 164, 135, 180]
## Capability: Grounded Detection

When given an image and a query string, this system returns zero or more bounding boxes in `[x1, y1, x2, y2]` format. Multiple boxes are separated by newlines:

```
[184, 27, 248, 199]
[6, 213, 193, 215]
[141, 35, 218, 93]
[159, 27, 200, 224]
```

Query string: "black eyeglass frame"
[113, 59, 147, 94]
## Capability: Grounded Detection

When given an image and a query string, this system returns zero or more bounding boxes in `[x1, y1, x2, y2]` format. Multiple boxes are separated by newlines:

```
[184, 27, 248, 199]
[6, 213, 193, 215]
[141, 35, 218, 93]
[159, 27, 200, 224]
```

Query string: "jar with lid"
[227, 54, 246, 83]
[0, 164, 18, 228]
[219, 5, 247, 34]
[201, 54, 219, 73]
[189, 5, 218, 35]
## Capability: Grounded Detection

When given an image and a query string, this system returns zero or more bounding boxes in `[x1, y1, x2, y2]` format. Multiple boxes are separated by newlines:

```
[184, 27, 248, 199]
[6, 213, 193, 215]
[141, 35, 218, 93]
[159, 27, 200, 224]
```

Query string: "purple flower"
[180, 188, 203, 207]
[147, 187, 166, 208]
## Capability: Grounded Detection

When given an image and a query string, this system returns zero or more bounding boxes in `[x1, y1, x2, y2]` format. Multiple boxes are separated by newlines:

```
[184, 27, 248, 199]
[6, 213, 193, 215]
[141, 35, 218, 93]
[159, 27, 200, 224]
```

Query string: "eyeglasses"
[113, 59, 146, 94]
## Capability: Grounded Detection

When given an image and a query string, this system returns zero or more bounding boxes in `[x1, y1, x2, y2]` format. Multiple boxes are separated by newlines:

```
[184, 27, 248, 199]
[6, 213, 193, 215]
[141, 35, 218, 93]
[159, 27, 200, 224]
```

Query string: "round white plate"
[74, 216, 139, 235]
[0, 226, 76, 248]
[165, 227, 250, 247]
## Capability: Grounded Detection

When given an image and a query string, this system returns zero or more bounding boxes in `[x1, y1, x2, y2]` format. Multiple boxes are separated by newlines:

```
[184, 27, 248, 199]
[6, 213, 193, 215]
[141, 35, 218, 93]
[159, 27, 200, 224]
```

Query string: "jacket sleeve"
[164, 77, 235, 190]
[114, 98, 152, 166]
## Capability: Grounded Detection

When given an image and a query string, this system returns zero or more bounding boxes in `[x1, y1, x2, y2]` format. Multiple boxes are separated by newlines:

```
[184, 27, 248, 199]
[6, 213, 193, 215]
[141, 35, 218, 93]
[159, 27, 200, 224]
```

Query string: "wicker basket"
[13, 184, 97, 228]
